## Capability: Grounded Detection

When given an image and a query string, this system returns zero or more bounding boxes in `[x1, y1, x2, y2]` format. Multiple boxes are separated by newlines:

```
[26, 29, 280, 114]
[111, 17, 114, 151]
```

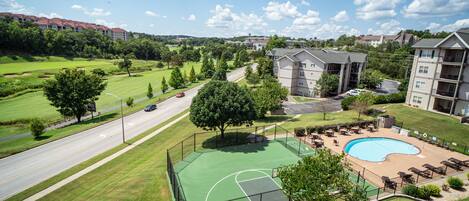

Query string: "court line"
[204, 168, 271, 201]
[234, 170, 275, 201]
[237, 175, 270, 184]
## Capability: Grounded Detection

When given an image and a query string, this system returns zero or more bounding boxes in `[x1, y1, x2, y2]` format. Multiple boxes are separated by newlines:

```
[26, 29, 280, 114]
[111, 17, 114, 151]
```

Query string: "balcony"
[443, 50, 465, 64]
[433, 98, 452, 114]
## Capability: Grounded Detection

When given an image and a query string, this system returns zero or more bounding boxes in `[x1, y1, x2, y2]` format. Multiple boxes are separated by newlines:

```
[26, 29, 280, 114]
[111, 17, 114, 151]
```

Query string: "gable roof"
[272, 48, 367, 64]
[412, 39, 443, 48]
[414, 28, 469, 49]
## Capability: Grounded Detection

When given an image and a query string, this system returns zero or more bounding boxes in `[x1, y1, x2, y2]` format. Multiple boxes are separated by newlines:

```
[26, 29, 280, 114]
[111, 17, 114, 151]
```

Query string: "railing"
[437, 72, 460, 80]
[432, 89, 456, 97]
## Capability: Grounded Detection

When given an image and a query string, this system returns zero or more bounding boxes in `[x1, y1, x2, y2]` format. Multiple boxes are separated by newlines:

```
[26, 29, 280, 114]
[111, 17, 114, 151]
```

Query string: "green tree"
[245, 65, 260, 86]
[316, 73, 339, 97]
[277, 149, 368, 201]
[43, 69, 106, 122]
[190, 81, 256, 138]
[352, 92, 375, 120]
[217, 56, 229, 71]
[239, 49, 250, 63]
[266, 35, 287, 50]
[118, 55, 133, 77]
[156, 62, 164, 69]
[360, 69, 384, 89]
[126, 97, 134, 107]
[147, 83, 154, 99]
[212, 69, 227, 81]
[161, 76, 169, 93]
[91, 68, 106, 77]
[256, 57, 273, 78]
[251, 78, 288, 118]
[233, 51, 242, 69]
[169, 67, 185, 89]
[189, 66, 197, 83]
[30, 118, 46, 139]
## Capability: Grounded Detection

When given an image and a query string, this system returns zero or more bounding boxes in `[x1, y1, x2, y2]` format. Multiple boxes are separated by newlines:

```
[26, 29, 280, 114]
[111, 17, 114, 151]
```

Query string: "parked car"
[346, 89, 361, 96]
[144, 104, 157, 112]
[176, 92, 185, 98]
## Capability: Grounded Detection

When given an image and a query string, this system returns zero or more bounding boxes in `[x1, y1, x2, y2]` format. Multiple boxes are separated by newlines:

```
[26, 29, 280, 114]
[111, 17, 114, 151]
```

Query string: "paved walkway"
[422, 172, 469, 201]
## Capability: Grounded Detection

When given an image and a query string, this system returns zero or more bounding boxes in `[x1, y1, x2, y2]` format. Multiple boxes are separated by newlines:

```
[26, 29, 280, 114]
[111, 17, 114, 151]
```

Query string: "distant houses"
[356, 31, 417, 47]
[0, 12, 128, 41]
[406, 28, 469, 117]
[267, 48, 367, 97]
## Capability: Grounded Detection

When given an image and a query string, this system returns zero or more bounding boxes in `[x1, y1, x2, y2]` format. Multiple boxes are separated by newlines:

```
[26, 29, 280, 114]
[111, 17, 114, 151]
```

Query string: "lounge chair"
[333, 139, 339, 146]
[382, 176, 397, 189]
[398, 171, 414, 184]
[441, 160, 462, 171]
[448, 157, 469, 167]
[408, 167, 432, 178]
[422, 163, 446, 175]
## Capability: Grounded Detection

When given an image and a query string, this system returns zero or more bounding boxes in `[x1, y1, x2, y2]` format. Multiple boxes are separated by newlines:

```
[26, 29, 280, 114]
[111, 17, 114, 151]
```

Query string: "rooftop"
[269, 48, 367, 64]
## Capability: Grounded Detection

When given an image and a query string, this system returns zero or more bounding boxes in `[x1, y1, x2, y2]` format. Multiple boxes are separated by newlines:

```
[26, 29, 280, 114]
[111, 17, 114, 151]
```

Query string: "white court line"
[237, 175, 270, 184]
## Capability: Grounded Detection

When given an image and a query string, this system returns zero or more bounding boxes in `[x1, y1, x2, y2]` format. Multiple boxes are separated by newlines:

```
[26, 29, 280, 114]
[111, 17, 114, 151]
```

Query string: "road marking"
[24, 112, 189, 201]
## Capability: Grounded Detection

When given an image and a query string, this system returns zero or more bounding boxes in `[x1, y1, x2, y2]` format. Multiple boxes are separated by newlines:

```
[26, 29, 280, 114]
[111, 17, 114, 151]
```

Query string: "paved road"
[0, 66, 247, 200]
[374, 79, 401, 95]
[283, 99, 342, 115]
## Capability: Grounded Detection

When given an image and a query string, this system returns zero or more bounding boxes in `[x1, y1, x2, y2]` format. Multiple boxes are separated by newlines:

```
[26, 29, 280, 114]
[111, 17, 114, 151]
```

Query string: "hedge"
[294, 127, 306, 136]
[341, 92, 406, 111]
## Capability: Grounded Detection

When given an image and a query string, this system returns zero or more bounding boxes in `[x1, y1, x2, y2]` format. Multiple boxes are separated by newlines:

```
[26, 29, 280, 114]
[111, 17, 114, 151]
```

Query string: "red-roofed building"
[0, 12, 128, 41]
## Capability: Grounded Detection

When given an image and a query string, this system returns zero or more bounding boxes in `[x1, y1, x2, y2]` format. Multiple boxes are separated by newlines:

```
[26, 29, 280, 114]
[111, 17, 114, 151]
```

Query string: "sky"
[1, 0, 469, 39]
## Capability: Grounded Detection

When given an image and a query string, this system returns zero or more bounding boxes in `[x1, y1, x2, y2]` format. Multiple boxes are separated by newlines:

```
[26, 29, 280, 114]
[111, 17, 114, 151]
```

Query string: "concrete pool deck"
[315, 128, 469, 187]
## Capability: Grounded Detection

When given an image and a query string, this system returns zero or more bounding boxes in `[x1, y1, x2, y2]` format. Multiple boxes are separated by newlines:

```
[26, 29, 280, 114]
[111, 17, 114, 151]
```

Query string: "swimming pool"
[344, 137, 419, 162]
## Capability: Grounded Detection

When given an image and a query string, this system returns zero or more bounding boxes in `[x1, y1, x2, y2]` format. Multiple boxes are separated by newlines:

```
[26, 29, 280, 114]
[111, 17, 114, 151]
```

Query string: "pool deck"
[316, 128, 469, 187]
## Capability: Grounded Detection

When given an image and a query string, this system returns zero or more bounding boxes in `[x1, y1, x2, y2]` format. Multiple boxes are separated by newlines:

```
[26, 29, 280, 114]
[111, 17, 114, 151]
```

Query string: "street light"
[106, 92, 125, 144]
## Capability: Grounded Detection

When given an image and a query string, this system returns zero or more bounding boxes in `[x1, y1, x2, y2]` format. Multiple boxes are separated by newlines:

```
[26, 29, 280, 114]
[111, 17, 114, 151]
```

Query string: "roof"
[412, 39, 443, 48]
[272, 48, 367, 64]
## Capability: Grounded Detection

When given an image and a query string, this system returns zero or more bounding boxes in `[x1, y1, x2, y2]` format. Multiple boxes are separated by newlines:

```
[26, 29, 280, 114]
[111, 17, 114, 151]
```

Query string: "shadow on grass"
[74, 113, 118, 126]
[201, 132, 269, 153]
[256, 115, 291, 124]
[34, 135, 51, 141]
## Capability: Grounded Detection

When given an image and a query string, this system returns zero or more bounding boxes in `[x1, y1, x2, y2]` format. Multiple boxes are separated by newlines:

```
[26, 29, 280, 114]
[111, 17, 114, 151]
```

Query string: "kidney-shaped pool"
[344, 137, 420, 162]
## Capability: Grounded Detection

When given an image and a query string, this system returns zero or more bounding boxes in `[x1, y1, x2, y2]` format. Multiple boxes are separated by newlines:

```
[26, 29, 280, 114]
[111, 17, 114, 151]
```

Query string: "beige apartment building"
[406, 28, 469, 116]
[268, 48, 367, 97]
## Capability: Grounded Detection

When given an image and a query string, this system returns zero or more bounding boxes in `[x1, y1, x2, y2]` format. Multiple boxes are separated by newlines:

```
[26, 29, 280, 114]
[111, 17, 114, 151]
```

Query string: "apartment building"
[406, 28, 469, 116]
[268, 48, 367, 97]
[356, 31, 417, 47]
[0, 12, 128, 41]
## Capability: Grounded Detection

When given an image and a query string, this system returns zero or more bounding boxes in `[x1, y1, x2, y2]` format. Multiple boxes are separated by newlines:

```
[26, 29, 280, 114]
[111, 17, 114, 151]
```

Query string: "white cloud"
[182, 14, 196, 21]
[430, 18, 469, 32]
[282, 23, 360, 39]
[354, 0, 400, 20]
[206, 5, 267, 36]
[292, 10, 321, 29]
[145, 11, 157, 17]
[426, 22, 441, 31]
[38, 13, 62, 18]
[402, 0, 469, 18]
[1, 0, 31, 14]
[95, 19, 127, 28]
[149, 24, 155, 28]
[300, 0, 310, 6]
[367, 19, 402, 35]
[263, 1, 300, 20]
[331, 10, 349, 22]
[71, 5, 111, 17]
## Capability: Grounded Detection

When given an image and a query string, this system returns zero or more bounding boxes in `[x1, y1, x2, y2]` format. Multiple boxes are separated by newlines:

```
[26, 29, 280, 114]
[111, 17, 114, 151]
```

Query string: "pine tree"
[201, 54, 209, 76]
[233, 51, 242, 69]
[217, 56, 229, 71]
[161, 76, 169, 93]
[169, 67, 185, 89]
[183, 70, 188, 83]
[147, 83, 153, 99]
[206, 57, 215, 78]
[189, 66, 196, 83]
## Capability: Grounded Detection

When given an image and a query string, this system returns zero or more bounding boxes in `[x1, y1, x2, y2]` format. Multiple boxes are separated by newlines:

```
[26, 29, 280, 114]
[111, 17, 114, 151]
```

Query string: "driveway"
[374, 79, 401, 95]
[282, 99, 342, 115]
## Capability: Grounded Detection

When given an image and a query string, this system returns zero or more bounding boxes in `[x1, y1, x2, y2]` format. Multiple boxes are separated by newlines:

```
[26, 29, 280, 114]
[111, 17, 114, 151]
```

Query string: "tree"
[277, 149, 368, 201]
[170, 53, 184, 67]
[266, 35, 287, 50]
[30, 118, 46, 139]
[233, 51, 242, 69]
[161, 76, 169, 93]
[156, 62, 164, 69]
[161, 50, 174, 68]
[352, 92, 375, 120]
[190, 81, 256, 138]
[126, 97, 134, 107]
[91, 68, 106, 77]
[316, 73, 339, 97]
[169, 67, 185, 89]
[118, 55, 132, 77]
[360, 69, 384, 89]
[43, 69, 106, 122]
[317, 100, 335, 120]
[200, 54, 215, 78]
[189, 66, 196, 83]
[147, 83, 154, 99]
[256, 57, 273, 78]
[245, 65, 260, 86]
[251, 78, 288, 118]
[217, 56, 229, 71]
[239, 49, 250, 63]
[212, 69, 227, 81]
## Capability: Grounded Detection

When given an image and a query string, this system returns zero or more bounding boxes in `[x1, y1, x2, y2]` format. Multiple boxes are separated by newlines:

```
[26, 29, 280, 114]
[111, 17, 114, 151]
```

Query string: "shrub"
[294, 127, 306, 136]
[156, 62, 164, 68]
[402, 184, 419, 198]
[447, 177, 464, 189]
[91, 68, 106, 77]
[126, 97, 134, 107]
[196, 73, 205, 81]
[374, 92, 406, 104]
[418, 186, 432, 200]
[421, 184, 441, 197]
[317, 127, 325, 134]
[466, 172, 469, 181]
[306, 126, 316, 135]
[30, 118, 46, 139]
[341, 96, 356, 110]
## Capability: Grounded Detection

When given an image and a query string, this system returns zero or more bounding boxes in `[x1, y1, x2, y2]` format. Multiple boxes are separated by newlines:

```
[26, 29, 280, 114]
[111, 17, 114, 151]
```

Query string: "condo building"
[268, 48, 367, 97]
[0, 12, 128, 41]
[406, 28, 469, 116]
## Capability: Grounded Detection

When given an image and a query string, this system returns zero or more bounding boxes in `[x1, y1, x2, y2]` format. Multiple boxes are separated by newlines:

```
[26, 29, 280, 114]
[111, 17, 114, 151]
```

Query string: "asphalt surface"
[283, 100, 342, 115]
[374, 79, 401, 95]
[0, 66, 247, 200]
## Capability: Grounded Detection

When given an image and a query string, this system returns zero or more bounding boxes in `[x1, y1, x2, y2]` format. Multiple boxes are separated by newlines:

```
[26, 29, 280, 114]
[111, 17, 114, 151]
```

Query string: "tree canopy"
[190, 81, 256, 138]
[316, 73, 339, 97]
[360, 69, 385, 89]
[251, 78, 288, 118]
[266, 35, 287, 50]
[352, 92, 375, 120]
[169, 67, 185, 89]
[118, 55, 133, 77]
[43, 69, 106, 122]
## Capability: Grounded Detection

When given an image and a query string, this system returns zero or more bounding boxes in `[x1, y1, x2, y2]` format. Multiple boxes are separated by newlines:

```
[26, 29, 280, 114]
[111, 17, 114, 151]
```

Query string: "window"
[299, 71, 305, 77]
[415, 80, 425, 89]
[300, 63, 306, 68]
[420, 49, 433, 58]
[418, 66, 429, 74]
[298, 81, 303, 86]
[310, 63, 316, 68]
[412, 96, 422, 104]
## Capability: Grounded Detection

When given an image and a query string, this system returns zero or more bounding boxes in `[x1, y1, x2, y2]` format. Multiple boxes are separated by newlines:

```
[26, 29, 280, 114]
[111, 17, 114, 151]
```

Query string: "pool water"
[344, 137, 419, 162]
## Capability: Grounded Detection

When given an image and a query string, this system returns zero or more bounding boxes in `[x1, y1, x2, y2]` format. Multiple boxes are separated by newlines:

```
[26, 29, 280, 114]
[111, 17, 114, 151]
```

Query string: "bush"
[91, 68, 106, 77]
[374, 92, 406, 104]
[418, 186, 432, 200]
[294, 127, 306, 136]
[156, 62, 164, 68]
[402, 184, 419, 198]
[196, 73, 206, 81]
[467, 172, 469, 181]
[306, 126, 316, 135]
[447, 177, 464, 189]
[126, 97, 134, 107]
[421, 184, 441, 197]
[341, 96, 356, 110]
[30, 118, 46, 139]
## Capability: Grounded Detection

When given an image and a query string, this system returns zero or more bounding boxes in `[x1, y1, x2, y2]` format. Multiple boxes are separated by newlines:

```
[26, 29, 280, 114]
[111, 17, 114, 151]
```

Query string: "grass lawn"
[18, 110, 369, 201]
[291, 96, 320, 103]
[0, 55, 88, 64]
[0, 60, 112, 75]
[375, 104, 469, 145]
[0, 61, 202, 122]
[381, 196, 415, 201]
